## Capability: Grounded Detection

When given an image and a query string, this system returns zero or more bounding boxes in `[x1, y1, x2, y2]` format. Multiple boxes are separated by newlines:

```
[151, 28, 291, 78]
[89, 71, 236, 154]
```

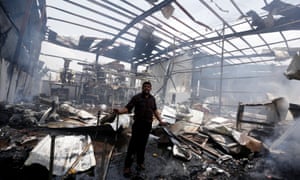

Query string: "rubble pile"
[0, 96, 133, 179]
[0, 97, 299, 179]
[106, 100, 300, 179]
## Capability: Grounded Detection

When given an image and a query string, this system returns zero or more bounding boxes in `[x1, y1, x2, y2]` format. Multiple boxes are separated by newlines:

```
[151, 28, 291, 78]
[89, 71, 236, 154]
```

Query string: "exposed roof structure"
[43, 0, 300, 68]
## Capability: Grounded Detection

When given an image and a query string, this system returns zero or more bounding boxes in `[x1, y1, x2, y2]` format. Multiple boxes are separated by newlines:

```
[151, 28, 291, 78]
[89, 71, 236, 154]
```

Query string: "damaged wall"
[0, 59, 42, 102]
[0, 0, 46, 103]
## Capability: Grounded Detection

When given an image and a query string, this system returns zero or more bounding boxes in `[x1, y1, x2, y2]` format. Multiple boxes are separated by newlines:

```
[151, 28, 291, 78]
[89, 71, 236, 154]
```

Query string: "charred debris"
[1, 0, 300, 179]
[0, 95, 300, 180]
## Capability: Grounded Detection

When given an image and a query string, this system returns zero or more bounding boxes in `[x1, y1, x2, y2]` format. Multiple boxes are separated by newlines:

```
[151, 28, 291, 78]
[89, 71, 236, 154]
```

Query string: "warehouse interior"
[0, 0, 300, 179]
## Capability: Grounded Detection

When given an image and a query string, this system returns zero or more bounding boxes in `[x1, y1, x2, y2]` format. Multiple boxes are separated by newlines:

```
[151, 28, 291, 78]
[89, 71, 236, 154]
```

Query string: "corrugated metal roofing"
[43, 0, 300, 68]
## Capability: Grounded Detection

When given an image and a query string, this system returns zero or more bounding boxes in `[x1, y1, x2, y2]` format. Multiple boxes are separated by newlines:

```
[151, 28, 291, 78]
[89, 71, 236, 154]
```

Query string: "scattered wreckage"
[0, 96, 130, 179]
[0, 95, 300, 179]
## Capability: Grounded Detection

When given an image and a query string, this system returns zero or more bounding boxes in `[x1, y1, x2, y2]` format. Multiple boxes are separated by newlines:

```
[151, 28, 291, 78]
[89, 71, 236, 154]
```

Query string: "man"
[114, 81, 166, 177]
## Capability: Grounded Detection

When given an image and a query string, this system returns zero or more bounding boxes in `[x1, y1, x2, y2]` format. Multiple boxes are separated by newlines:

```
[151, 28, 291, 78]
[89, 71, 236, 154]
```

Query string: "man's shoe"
[123, 167, 131, 178]
[136, 164, 145, 171]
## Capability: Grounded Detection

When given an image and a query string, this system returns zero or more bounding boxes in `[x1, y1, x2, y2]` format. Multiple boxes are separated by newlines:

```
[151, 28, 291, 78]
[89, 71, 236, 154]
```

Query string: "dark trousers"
[124, 121, 152, 168]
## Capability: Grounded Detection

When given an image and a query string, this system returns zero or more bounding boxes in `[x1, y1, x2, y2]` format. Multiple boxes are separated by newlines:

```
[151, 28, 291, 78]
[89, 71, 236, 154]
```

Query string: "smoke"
[196, 63, 300, 112]
[265, 118, 300, 179]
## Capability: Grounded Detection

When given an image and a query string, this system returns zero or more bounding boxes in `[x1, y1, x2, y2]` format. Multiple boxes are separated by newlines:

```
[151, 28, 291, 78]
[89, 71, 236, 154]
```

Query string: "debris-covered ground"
[106, 123, 300, 180]
[0, 97, 300, 180]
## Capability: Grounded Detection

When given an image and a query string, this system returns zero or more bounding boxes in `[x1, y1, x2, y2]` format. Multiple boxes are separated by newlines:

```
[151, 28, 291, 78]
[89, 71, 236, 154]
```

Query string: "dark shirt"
[125, 93, 157, 122]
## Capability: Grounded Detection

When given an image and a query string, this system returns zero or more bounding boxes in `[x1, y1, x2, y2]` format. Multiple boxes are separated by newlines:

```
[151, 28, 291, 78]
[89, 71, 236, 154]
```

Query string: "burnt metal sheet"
[24, 134, 96, 176]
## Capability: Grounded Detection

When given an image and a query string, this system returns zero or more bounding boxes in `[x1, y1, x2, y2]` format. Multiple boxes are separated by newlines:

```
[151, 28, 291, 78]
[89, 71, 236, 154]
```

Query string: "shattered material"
[232, 130, 262, 153]
[24, 134, 96, 176]
[1, 99, 300, 179]
[285, 52, 300, 80]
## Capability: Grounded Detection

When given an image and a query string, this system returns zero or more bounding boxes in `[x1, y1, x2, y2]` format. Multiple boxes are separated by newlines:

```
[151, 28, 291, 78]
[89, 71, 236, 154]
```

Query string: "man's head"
[142, 81, 152, 95]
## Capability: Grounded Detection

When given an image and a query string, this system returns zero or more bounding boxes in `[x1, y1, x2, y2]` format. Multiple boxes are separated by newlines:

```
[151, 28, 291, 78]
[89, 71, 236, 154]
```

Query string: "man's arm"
[114, 107, 129, 114]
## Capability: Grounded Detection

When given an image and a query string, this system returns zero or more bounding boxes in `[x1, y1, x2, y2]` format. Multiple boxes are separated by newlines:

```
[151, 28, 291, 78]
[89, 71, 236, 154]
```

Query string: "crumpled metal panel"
[285, 53, 300, 80]
[24, 134, 96, 176]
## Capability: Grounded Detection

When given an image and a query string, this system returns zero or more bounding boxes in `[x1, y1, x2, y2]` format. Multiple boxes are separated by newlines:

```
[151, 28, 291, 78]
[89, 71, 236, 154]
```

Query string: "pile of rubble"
[107, 99, 300, 179]
[0, 96, 300, 179]
[0, 98, 122, 179]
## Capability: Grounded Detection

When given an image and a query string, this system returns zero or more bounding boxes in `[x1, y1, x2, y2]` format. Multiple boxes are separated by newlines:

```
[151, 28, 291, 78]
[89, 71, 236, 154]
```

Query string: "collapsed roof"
[42, 0, 300, 67]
